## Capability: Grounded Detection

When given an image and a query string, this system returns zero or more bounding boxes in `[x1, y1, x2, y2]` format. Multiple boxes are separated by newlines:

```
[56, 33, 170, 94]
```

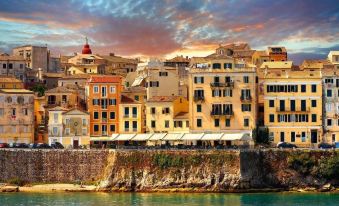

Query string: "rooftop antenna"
[85, 36, 88, 45]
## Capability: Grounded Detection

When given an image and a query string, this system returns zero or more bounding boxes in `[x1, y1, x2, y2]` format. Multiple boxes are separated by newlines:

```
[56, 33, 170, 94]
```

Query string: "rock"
[318, 183, 332, 192]
[0, 186, 19, 192]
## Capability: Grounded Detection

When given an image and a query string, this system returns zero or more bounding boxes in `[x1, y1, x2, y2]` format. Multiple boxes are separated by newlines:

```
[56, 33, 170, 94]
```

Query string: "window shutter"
[201, 77, 204, 83]
[194, 77, 197, 83]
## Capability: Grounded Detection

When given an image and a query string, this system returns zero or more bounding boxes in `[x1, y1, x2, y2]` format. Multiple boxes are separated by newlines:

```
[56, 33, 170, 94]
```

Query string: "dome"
[82, 37, 92, 54]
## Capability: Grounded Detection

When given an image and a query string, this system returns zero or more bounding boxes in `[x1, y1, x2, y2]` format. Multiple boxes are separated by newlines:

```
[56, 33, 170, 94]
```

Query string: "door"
[73, 140, 79, 149]
[280, 132, 285, 142]
[280, 100, 285, 111]
[291, 132, 295, 142]
[311, 130, 318, 143]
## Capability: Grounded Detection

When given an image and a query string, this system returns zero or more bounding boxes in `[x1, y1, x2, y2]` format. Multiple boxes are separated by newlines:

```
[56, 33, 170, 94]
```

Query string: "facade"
[34, 96, 47, 143]
[189, 48, 257, 136]
[328, 51, 339, 69]
[62, 108, 90, 148]
[0, 89, 35, 143]
[0, 54, 26, 81]
[58, 73, 90, 88]
[12, 45, 48, 71]
[0, 76, 24, 89]
[48, 106, 67, 145]
[42, 73, 64, 89]
[101, 53, 139, 75]
[119, 95, 142, 133]
[267, 47, 287, 62]
[67, 64, 105, 75]
[45, 85, 81, 109]
[263, 61, 322, 147]
[146, 96, 189, 133]
[86, 75, 122, 140]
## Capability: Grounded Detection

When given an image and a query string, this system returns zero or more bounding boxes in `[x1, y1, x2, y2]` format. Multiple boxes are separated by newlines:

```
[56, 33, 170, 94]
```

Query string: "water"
[0, 192, 338, 206]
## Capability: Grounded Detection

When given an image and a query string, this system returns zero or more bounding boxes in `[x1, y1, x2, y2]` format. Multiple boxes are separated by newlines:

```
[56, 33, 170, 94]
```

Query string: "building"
[164, 55, 190, 79]
[263, 61, 322, 147]
[0, 54, 26, 81]
[189, 47, 257, 139]
[34, 96, 47, 143]
[0, 76, 24, 89]
[146, 96, 189, 133]
[86, 75, 122, 142]
[12, 45, 48, 71]
[328, 51, 339, 69]
[48, 106, 67, 145]
[267, 47, 287, 62]
[67, 64, 105, 75]
[119, 95, 142, 133]
[0, 89, 35, 144]
[58, 73, 91, 88]
[45, 85, 82, 109]
[101, 53, 139, 75]
[61, 108, 90, 148]
[42, 72, 64, 89]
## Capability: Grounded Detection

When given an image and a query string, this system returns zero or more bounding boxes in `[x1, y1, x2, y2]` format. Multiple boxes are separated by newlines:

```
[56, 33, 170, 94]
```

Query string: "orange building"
[267, 47, 287, 62]
[86, 75, 122, 142]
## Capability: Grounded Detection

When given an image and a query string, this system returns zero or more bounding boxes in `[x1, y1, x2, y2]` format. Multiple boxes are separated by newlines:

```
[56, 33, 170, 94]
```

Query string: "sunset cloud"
[0, 0, 338, 63]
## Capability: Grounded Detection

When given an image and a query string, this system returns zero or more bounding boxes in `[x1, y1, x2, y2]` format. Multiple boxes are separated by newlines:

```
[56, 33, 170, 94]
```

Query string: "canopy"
[181, 133, 204, 140]
[132, 134, 153, 141]
[201, 133, 223, 140]
[162, 133, 184, 141]
[90, 136, 113, 141]
[113, 134, 136, 141]
[221, 133, 252, 141]
[148, 133, 167, 141]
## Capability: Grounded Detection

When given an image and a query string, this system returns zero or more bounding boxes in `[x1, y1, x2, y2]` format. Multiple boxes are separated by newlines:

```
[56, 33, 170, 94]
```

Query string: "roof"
[0, 55, 25, 61]
[233, 50, 256, 58]
[165, 56, 190, 63]
[0, 76, 23, 83]
[100, 55, 138, 64]
[301, 59, 329, 69]
[147, 96, 179, 102]
[60, 74, 91, 79]
[0, 89, 33, 94]
[121, 95, 140, 104]
[13, 45, 47, 49]
[260, 61, 293, 69]
[49, 106, 68, 111]
[45, 86, 77, 94]
[62, 108, 89, 115]
[255, 50, 269, 57]
[43, 73, 64, 78]
[220, 43, 250, 50]
[122, 86, 146, 94]
[174, 112, 189, 119]
[328, 51, 339, 56]
[88, 75, 122, 83]
[268, 47, 287, 53]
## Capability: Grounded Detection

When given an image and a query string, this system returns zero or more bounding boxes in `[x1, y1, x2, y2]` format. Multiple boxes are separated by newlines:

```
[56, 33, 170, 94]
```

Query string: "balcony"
[240, 95, 252, 101]
[193, 95, 205, 102]
[102, 118, 108, 123]
[211, 111, 234, 117]
[276, 107, 310, 112]
[210, 82, 234, 88]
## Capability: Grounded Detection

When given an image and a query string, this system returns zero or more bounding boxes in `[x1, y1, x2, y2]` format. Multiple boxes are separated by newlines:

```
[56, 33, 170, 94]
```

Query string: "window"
[325, 78, 333, 83]
[94, 125, 99, 132]
[224, 63, 232, 69]
[311, 84, 317, 93]
[197, 104, 202, 112]
[311, 100, 317, 107]
[301, 100, 306, 111]
[326, 103, 332, 112]
[110, 86, 116, 94]
[291, 132, 295, 142]
[243, 76, 249, 83]
[124, 107, 129, 117]
[279, 100, 285, 111]
[110, 125, 115, 132]
[300, 84, 307, 92]
[327, 89, 332, 97]
[212, 63, 221, 69]
[327, 119, 333, 126]
[225, 119, 230, 127]
[212, 89, 222, 97]
[53, 113, 58, 123]
[23, 108, 28, 115]
[223, 89, 232, 97]
[124, 121, 129, 131]
[109, 99, 116, 105]
[269, 114, 274, 123]
[269, 132, 274, 141]
[65, 118, 70, 126]
[151, 107, 156, 114]
[290, 100, 296, 111]
[194, 76, 204, 84]
[165, 120, 169, 128]
[241, 104, 251, 112]
[159, 72, 168, 76]
[52, 127, 57, 135]
[151, 121, 156, 128]
[163, 107, 170, 114]
[82, 119, 87, 126]
[2, 64, 6, 68]
[101, 99, 108, 109]
[92, 99, 100, 105]
[65, 128, 70, 135]
[132, 121, 137, 131]
[269, 100, 274, 107]
[214, 119, 219, 127]
[132, 107, 137, 117]
[94, 112, 99, 119]
[312, 114, 317, 122]
[101, 86, 107, 97]
[102, 125, 107, 135]
[134, 95, 139, 101]
[197, 119, 202, 127]
[82, 128, 87, 135]
[102, 112, 107, 120]
[20, 64, 23, 69]
[93, 86, 99, 93]
[110, 112, 115, 119]
[280, 132, 285, 142]
[149, 81, 159, 87]
[244, 118, 249, 127]
[301, 132, 306, 142]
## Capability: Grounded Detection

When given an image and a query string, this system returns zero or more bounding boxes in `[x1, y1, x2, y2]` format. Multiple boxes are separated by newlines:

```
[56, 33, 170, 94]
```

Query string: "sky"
[0, 0, 338, 64]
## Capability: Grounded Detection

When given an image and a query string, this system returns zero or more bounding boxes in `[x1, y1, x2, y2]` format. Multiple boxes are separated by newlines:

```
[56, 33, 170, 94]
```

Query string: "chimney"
[109, 53, 115, 56]
[186, 56, 188, 59]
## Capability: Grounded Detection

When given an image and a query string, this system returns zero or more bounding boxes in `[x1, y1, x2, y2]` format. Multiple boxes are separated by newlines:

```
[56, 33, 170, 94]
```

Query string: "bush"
[287, 153, 315, 176]
[317, 154, 339, 180]
[8, 177, 26, 186]
[152, 154, 183, 169]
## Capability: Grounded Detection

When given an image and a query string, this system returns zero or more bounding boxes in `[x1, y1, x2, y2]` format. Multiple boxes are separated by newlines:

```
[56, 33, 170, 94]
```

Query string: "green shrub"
[7, 177, 26, 186]
[287, 153, 315, 176]
[317, 154, 339, 180]
[152, 154, 183, 169]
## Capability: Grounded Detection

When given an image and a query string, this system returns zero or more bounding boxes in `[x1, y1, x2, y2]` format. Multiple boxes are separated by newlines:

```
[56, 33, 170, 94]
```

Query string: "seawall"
[0, 149, 337, 192]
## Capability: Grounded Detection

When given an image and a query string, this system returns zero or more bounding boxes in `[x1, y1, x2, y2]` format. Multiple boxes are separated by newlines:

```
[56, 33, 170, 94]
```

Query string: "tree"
[31, 84, 46, 97]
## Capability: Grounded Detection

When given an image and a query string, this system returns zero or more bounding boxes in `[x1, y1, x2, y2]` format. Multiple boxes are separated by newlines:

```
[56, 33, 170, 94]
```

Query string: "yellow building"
[0, 89, 35, 143]
[34, 96, 47, 143]
[146, 96, 189, 133]
[262, 61, 322, 147]
[67, 64, 105, 75]
[0, 76, 24, 89]
[189, 47, 257, 138]
[119, 95, 142, 133]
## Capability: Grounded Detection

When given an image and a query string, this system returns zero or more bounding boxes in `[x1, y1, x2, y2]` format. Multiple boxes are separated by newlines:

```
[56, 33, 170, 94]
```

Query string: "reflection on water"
[0, 192, 338, 206]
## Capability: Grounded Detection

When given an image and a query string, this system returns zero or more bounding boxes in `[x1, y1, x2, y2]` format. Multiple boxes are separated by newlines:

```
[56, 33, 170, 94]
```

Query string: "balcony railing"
[193, 95, 205, 101]
[276, 107, 310, 112]
[240, 95, 252, 101]
[210, 82, 234, 88]
[210, 111, 234, 116]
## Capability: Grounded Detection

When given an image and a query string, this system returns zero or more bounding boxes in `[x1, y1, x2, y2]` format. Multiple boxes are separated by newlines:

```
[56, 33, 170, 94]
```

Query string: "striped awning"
[201, 133, 223, 140]
[221, 133, 252, 141]
[132, 133, 153, 141]
[148, 133, 167, 141]
[162, 133, 185, 141]
[113, 134, 136, 141]
[181, 133, 204, 140]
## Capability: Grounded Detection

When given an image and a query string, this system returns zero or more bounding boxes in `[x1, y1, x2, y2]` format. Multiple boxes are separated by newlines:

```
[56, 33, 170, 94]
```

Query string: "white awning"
[162, 133, 184, 141]
[182, 133, 204, 140]
[90, 136, 113, 141]
[201, 133, 223, 140]
[113, 134, 136, 141]
[148, 133, 167, 141]
[132, 134, 153, 141]
[221, 133, 252, 141]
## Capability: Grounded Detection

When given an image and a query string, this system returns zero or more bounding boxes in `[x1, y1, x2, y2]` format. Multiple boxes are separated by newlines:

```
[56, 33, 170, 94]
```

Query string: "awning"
[148, 133, 166, 141]
[90, 136, 113, 141]
[132, 133, 153, 141]
[162, 133, 184, 141]
[182, 133, 204, 140]
[221, 133, 252, 141]
[113, 134, 136, 141]
[131, 75, 146, 87]
[201, 133, 223, 140]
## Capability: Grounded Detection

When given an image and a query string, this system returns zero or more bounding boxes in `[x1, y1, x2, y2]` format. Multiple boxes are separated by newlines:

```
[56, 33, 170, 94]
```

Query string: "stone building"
[0, 54, 26, 81]
[12, 45, 48, 71]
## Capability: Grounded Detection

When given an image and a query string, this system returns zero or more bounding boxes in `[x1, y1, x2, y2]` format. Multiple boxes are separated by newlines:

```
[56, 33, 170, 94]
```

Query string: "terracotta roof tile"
[147, 96, 178, 102]
[88, 75, 122, 83]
